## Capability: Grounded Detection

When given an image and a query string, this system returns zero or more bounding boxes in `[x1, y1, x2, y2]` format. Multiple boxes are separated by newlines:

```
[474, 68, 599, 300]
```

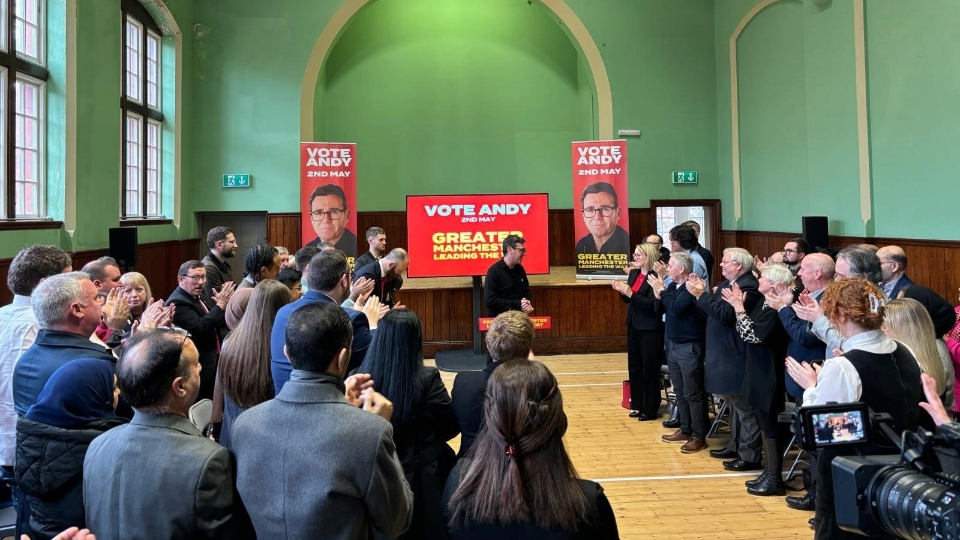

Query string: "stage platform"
[396, 266, 629, 358]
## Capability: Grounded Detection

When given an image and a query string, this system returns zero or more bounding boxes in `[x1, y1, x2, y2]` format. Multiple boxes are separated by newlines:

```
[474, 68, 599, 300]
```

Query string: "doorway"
[196, 212, 268, 285]
[649, 199, 722, 275]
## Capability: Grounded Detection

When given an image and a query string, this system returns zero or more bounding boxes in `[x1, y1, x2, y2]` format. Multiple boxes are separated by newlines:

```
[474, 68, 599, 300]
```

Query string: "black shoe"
[786, 492, 815, 511]
[744, 474, 763, 488]
[746, 472, 786, 496]
[709, 448, 738, 459]
[637, 413, 659, 421]
[628, 410, 641, 418]
[662, 418, 680, 429]
[722, 459, 763, 472]
[808, 517, 815, 530]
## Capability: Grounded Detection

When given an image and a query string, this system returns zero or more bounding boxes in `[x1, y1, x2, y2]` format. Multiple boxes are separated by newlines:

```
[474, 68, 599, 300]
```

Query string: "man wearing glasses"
[484, 235, 534, 317]
[575, 182, 630, 259]
[166, 261, 236, 401]
[306, 184, 358, 261]
[781, 237, 809, 276]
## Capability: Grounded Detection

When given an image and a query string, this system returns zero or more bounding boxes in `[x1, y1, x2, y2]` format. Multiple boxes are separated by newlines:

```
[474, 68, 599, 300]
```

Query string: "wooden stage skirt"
[396, 266, 629, 358]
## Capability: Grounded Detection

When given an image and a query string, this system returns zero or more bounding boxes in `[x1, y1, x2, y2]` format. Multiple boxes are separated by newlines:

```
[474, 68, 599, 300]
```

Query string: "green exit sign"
[222, 174, 251, 188]
[672, 171, 698, 184]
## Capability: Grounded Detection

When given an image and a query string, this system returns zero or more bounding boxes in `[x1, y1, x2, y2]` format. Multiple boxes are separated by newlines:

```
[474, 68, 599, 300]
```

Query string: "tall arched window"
[0, 0, 48, 219]
[121, 0, 163, 219]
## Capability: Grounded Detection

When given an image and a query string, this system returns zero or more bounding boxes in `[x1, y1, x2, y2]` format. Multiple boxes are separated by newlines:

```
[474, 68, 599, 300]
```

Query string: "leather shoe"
[786, 492, 815, 511]
[709, 448, 738, 459]
[722, 459, 763, 471]
[662, 418, 680, 429]
[680, 437, 707, 453]
[628, 410, 641, 418]
[637, 413, 659, 422]
[808, 517, 815, 530]
[661, 429, 690, 443]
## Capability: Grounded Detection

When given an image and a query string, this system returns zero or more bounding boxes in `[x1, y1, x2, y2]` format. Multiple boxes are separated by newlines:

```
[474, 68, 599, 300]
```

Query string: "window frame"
[120, 0, 165, 221]
[0, 0, 50, 221]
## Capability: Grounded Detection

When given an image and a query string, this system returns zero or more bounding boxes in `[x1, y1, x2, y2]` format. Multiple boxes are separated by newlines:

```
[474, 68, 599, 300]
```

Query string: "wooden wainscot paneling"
[0, 238, 200, 306]
[718, 229, 960, 303]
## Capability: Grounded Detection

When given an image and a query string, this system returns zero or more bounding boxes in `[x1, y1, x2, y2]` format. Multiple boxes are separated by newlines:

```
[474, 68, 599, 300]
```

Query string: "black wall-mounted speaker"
[109, 227, 138, 268]
[802, 216, 829, 251]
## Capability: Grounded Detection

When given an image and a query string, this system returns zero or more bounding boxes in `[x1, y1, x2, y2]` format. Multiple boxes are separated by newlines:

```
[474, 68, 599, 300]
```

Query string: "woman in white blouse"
[786, 278, 923, 540]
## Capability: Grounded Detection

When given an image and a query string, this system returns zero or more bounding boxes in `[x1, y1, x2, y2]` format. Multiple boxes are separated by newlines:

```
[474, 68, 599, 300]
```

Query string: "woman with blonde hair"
[612, 242, 663, 421]
[883, 298, 953, 412]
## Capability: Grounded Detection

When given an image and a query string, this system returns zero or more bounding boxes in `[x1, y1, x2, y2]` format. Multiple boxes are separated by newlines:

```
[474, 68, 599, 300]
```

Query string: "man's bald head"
[117, 329, 200, 413]
[797, 253, 835, 291]
[877, 245, 907, 283]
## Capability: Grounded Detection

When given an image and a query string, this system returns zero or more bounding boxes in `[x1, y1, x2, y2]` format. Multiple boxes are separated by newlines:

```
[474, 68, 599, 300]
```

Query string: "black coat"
[386, 367, 460, 540]
[739, 303, 789, 412]
[15, 417, 126, 539]
[619, 270, 662, 331]
[451, 363, 500, 458]
[166, 286, 226, 399]
[695, 272, 762, 395]
[354, 261, 404, 308]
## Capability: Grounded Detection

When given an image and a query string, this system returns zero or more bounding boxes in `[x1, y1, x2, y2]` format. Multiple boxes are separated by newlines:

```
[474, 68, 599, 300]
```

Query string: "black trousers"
[627, 328, 663, 417]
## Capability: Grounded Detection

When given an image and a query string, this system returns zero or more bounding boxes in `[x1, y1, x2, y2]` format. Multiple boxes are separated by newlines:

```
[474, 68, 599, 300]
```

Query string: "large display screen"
[406, 193, 550, 278]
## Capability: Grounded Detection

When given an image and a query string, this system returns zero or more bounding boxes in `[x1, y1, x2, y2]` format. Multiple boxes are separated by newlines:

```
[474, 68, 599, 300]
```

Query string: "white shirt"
[0, 295, 39, 466]
[802, 329, 895, 407]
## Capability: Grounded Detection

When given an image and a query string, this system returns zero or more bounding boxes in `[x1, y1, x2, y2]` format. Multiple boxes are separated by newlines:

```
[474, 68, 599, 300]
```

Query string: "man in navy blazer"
[877, 245, 915, 299]
[353, 248, 407, 308]
[272, 250, 379, 394]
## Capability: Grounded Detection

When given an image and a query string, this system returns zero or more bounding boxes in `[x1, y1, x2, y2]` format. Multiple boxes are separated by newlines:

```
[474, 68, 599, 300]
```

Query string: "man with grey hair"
[687, 247, 763, 470]
[0, 245, 72, 516]
[354, 248, 408, 309]
[794, 246, 883, 360]
[649, 252, 709, 453]
[12, 272, 115, 416]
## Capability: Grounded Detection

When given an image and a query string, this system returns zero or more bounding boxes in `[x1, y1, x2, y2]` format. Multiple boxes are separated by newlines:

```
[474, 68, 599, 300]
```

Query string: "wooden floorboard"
[429, 353, 813, 539]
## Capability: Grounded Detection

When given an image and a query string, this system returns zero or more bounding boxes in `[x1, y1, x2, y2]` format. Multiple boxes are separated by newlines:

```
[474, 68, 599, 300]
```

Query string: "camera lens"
[870, 467, 953, 539]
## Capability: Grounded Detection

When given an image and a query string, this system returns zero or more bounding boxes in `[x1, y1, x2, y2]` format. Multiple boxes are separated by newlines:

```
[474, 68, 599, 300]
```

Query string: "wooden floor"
[428, 353, 814, 539]
[403, 265, 625, 290]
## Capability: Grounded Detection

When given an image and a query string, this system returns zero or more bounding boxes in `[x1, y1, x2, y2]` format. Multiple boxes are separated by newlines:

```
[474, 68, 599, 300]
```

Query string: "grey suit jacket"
[232, 372, 414, 540]
[83, 412, 242, 540]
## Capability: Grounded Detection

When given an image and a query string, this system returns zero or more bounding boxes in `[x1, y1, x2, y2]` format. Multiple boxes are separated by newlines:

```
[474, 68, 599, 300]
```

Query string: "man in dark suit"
[166, 260, 235, 401]
[688, 247, 763, 470]
[234, 302, 413, 539]
[877, 245, 915, 299]
[451, 311, 534, 457]
[271, 250, 379, 394]
[354, 248, 407, 309]
[682, 220, 714, 284]
[84, 329, 250, 539]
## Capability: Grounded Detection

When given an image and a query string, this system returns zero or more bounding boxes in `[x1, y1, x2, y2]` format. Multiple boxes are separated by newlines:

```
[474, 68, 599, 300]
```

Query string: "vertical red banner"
[300, 142, 359, 266]
[572, 140, 630, 277]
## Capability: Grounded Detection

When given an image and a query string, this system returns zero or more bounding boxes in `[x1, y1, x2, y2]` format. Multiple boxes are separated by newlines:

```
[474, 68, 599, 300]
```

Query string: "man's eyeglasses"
[180, 274, 206, 282]
[581, 206, 616, 218]
[512, 247, 527, 254]
[782, 249, 798, 254]
[310, 209, 345, 222]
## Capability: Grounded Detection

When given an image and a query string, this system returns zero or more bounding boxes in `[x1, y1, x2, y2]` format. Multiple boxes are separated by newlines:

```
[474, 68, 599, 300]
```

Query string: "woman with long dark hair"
[612, 242, 663, 420]
[15, 359, 125, 539]
[444, 360, 619, 539]
[355, 309, 459, 540]
[216, 279, 290, 449]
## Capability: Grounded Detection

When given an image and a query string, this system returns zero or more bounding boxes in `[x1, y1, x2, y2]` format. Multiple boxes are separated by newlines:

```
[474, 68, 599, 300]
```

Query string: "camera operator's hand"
[919, 373, 952, 426]
[785, 356, 821, 389]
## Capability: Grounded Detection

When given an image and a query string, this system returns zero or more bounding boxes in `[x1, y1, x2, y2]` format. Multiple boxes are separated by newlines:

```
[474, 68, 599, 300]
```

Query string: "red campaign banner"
[571, 140, 630, 277]
[300, 142, 359, 266]
[479, 316, 552, 331]
[406, 193, 550, 278]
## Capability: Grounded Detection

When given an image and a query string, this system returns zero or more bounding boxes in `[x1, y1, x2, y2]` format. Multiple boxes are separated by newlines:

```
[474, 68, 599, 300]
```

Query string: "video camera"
[795, 402, 960, 539]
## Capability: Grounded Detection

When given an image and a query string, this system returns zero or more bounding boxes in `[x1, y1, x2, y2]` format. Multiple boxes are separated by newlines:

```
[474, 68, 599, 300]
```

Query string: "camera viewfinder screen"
[811, 410, 867, 445]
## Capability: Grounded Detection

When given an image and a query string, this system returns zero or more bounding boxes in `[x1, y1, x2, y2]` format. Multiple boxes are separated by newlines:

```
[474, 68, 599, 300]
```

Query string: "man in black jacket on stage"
[483, 235, 534, 317]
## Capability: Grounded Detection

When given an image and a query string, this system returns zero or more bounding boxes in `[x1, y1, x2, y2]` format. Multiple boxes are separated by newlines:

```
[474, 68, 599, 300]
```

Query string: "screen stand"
[434, 275, 488, 372]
